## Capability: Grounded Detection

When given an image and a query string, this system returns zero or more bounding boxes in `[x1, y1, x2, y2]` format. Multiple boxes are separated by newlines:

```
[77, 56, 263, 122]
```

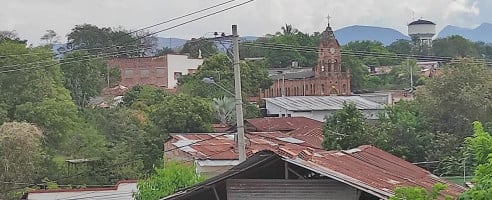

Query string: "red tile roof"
[165, 133, 466, 199]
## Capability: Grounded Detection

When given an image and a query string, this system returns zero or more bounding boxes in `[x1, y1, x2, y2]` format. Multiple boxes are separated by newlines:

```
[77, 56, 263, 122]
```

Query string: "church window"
[321, 84, 325, 94]
[321, 66, 325, 72]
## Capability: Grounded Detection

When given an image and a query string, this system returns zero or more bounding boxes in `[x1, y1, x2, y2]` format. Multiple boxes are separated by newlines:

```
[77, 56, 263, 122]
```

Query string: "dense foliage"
[134, 160, 205, 200]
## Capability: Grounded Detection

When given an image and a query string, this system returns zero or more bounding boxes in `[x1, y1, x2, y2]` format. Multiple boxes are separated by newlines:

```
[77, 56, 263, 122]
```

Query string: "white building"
[27, 180, 137, 200]
[166, 54, 204, 89]
[264, 96, 384, 122]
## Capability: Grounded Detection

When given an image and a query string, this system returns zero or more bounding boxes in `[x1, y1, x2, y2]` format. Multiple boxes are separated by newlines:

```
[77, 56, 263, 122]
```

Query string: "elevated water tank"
[408, 19, 436, 46]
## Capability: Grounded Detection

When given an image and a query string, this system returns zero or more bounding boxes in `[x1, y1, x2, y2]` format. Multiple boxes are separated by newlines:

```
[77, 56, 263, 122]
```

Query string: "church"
[259, 22, 351, 98]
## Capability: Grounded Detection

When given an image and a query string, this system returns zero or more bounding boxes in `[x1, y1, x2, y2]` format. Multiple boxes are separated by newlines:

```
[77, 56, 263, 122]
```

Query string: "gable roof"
[264, 96, 384, 111]
[163, 143, 466, 200]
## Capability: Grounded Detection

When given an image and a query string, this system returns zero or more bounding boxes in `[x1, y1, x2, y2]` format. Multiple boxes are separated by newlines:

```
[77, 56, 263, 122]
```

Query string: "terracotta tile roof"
[165, 133, 466, 199]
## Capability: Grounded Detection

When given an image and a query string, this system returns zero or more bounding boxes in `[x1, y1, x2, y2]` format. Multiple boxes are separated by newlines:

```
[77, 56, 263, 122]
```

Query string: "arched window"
[321, 84, 325, 94]
[321, 65, 325, 72]
[342, 84, 347, 94]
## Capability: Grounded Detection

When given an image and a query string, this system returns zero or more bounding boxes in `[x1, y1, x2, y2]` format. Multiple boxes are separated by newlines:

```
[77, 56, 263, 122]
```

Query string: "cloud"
[0, 0, 489, 45]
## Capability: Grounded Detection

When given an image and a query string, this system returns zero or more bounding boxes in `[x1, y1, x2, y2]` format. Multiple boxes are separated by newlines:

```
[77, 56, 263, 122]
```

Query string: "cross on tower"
[326, 14, 331, 25]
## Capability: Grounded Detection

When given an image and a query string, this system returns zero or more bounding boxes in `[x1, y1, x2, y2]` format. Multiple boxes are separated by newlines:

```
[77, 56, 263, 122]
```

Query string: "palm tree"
[212, 96, 235, 125]
[276, 24, 299, 36]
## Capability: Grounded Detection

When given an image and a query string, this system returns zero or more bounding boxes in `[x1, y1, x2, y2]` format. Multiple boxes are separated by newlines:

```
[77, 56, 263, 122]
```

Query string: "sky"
[1, 0, 490, 45]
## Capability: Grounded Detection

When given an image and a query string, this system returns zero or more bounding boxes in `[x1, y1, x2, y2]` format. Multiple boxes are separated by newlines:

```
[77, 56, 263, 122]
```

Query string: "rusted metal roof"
[246, 117, 322, 132]
[165, 133, 466, 199]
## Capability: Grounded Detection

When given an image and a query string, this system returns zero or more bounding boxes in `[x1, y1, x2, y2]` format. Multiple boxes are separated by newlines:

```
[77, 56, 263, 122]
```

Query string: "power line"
[0, 46, 153, 74]
[0, 0, 254, 74]
[123, 0, 237, 37]
[237, 42, 492, 65]
[123, 0, 254, 46]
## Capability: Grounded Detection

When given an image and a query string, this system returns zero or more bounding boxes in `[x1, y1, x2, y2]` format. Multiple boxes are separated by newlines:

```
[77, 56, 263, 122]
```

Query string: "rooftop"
[409, 19, 436, 26]
[164, 144, 466, 200]
[264, 96, 384, 111]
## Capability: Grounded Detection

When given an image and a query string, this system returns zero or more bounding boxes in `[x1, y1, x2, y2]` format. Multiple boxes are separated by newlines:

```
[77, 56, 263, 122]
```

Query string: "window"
[321, 84, 325, 94]
[287, 114, 292, 117]
[124, 69, 134, 78]
[140, 69, 150, 78]
[174, 72, 182, 80]
[321, 65, 325, 72]
[156, 68, 166, 77]
[281, 114, 285, 117]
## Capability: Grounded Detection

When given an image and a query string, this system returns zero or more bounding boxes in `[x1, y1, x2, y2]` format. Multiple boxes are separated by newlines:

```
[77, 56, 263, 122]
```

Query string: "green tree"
[180, 37, 218, 58]
[122, 85, 168, 110]
[343, 40, 401, 66]
[150, 94, 214, 133]
[212, 96, 235, 125]
[40, 30, 60, 45]
[322, 102, 369, 150]
[390, 183, 451, 200]
[0, 122, 44, 199]
[156, 47, 175, 56]
[61, 51, 117, 108]
[459, 121, 492, 200]
[387, 39, 412, 55]
[432, 35, 480, 58]
[67, 24, 156, 57]
[178, 54, 272, 98]
[134, 160, 205, 200]
[417, 58, 492, 138]
[341, 54, 368, 91]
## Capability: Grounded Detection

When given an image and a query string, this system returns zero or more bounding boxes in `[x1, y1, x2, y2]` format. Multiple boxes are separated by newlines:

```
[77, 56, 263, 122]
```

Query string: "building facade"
[264, 96, 384, 121]
[260, 23, 351, 98]
[107, 54, 203, 90]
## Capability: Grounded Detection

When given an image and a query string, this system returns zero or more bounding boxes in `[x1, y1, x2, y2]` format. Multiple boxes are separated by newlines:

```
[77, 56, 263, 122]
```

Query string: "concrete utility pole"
[232, 25, 246, 162]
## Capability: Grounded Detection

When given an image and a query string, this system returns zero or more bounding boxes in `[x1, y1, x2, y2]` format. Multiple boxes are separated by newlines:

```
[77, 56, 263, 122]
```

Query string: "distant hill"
[438, 23, 492, 43]
[334, 25, 410, 45]
[156, 37, 187, 49]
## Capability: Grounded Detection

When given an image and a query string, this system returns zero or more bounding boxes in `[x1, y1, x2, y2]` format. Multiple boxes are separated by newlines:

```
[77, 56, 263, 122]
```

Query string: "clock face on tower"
[329, 47, 336, 54]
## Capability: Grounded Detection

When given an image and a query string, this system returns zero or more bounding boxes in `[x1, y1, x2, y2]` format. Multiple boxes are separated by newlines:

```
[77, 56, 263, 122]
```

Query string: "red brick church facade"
[260, 24, 351, 98]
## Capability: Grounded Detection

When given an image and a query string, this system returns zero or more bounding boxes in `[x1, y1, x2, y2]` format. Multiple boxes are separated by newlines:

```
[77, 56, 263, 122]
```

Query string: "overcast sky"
[1, 0, 490, 45]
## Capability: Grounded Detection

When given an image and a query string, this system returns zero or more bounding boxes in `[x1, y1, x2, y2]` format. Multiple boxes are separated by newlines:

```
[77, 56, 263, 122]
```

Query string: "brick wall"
[107, 56, 168, 88]
[260, 72, 351, 98]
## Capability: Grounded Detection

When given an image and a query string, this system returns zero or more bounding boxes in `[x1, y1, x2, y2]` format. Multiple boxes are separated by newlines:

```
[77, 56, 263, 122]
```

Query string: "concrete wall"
[167, 54, 203, 89]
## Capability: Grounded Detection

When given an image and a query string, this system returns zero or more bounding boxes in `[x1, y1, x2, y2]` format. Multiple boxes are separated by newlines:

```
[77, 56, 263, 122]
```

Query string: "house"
[164, 129, 322, 177]
[27, 180, 137, 200]
[162, 146, 465, 200]
[259, 21, 351, 98]
[107, 54, 203, 90]
[245, 117, 324, 147]
[264, 96, 384, 121]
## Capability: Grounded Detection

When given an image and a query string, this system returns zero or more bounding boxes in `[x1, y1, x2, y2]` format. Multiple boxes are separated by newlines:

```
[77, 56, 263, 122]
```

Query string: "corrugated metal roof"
[264, 96, 384, 111]
[163, 144, 466, 200]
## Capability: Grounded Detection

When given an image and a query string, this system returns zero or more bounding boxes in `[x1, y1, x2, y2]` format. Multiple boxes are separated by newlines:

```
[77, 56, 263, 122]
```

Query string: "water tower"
[408, 19, 436, 47]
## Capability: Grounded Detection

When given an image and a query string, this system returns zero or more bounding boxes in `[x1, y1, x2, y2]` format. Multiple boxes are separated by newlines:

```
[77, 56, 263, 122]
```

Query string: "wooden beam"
[284, 162, 289, 179]
[288, 167, 305, 179]
[213, 186, 220, 200]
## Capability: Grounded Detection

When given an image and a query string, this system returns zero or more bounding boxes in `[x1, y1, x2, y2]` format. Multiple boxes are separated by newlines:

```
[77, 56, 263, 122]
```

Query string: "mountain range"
[51, 23, 491, 53]
[156, 23, 491, 49]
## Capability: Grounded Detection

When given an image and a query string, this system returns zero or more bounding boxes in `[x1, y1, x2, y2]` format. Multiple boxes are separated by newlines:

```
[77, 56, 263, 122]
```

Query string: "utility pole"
[232, 25, 246, 162]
